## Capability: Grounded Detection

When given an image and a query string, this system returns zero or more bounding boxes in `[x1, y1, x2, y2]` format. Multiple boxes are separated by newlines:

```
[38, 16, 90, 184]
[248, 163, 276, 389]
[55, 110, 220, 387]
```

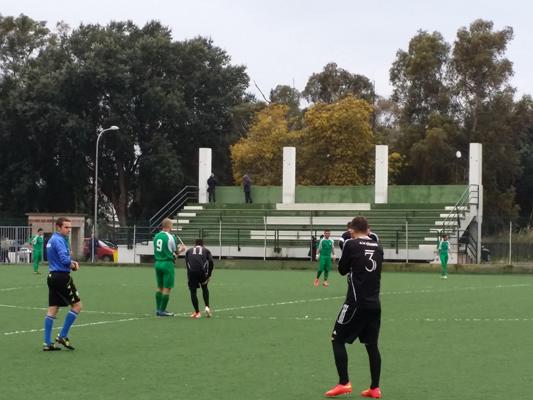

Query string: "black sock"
[365, 343, 381, 389]
[332, 341, 349, 385]
[201, 285, 210, 307]
[190, 289, 199, 313]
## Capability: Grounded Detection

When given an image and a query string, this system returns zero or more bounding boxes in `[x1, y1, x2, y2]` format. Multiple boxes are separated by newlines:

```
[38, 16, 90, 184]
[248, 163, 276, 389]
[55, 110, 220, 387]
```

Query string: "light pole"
[455, 150, 462, 184]
[92, 125, 119, 263]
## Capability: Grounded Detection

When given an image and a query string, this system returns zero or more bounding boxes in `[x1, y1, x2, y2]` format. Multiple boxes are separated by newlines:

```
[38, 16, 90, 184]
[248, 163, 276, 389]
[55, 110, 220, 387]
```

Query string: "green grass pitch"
[1, 264, 532, 400]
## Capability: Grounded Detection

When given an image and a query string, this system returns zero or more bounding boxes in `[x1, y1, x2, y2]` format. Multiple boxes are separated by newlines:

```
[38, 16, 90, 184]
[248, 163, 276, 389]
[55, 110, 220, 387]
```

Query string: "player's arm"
[55, 239, 72, 269]
[338, 241, 352, 276]
[206, 250, 214, 277]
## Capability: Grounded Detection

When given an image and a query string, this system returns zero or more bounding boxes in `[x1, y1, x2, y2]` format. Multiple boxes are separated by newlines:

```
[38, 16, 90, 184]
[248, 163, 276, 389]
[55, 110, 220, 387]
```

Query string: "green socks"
[160, 294, 170, 311]
[155, 291, 163, 311]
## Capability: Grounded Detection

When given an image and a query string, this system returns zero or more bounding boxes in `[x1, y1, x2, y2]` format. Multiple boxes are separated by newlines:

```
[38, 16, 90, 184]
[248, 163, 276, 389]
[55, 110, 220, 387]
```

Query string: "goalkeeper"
[314, 229, 335, 287]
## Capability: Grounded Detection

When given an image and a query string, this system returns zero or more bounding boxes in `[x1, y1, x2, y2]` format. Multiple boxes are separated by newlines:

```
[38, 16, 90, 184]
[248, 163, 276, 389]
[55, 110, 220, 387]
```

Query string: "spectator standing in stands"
[207, 173, 217, 203]
[243, 174, 252, 203]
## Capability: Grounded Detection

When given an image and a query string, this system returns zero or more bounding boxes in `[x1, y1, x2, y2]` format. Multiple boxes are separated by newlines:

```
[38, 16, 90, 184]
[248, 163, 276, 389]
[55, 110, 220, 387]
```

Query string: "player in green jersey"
[314, 229, 336, 287]
[31, 228, 44, 274]
[438, 234, 450, 279]
[153, 218, 186, 316]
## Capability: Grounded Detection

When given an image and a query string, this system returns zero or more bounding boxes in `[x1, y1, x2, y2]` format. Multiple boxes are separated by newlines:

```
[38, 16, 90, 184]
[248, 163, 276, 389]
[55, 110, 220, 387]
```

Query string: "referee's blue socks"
[59, 310, 79, 338]
[44, 315, 55, 345]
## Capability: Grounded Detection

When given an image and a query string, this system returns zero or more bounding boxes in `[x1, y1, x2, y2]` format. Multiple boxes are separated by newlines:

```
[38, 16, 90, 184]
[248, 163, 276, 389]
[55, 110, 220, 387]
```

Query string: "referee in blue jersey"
[42, 217, 82, 351]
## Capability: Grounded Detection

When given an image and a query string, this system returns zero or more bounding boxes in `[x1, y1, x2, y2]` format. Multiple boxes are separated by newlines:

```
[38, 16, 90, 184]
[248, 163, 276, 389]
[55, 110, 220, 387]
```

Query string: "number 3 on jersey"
[155, 239, 163, 252]
[364, 250, 377, 272]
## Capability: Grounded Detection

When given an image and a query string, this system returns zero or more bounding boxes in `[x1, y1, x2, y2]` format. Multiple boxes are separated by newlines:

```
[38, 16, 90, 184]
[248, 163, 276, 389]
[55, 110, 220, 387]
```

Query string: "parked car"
[83, 238, 117, 262]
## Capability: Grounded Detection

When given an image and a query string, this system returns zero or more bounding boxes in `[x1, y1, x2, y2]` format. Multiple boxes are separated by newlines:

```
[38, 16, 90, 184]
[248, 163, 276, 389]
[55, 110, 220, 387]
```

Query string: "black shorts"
[47, 272, 81, 307]
[332, 304, 381, 344]
[187, 271, 209, 290]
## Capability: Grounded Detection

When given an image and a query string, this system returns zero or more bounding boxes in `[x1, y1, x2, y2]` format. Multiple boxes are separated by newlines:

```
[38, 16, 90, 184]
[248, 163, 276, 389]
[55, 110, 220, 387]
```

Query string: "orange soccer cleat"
[190, 312, 201, 319]
[360, 387, 381, 398]
[314, 278, 320, 287]
[324, 382, 352, 397]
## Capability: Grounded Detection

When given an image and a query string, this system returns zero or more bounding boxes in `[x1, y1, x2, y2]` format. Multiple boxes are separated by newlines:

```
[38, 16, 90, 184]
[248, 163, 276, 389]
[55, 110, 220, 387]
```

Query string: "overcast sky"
[3, 0, 532, 99]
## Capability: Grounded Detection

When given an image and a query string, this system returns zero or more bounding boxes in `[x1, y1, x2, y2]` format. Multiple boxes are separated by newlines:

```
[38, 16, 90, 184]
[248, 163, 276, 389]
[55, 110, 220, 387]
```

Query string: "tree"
[452, 19, 514, 140]
[0, 17, 251, 225]
[390, 30, 452, 146]
[270, 85, 301, 111]
[231, 104, 296, 185]
[297, 96, 374, 185]
[303, 62, 374, 104]
[452, 20, 518, 218]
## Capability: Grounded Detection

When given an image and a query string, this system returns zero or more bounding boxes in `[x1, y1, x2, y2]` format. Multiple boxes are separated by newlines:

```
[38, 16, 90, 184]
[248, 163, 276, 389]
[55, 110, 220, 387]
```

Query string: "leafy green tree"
[452, 20, 519, 218]
[452, 19, 514, 139]
[0, 17, 251, 225]
[303, 62, 374, 104]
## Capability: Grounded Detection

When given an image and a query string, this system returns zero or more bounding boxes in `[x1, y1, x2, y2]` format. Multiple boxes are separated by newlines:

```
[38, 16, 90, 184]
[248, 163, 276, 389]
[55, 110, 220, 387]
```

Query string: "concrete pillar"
[374, 145, 388, 204]
[198, 148, 212, 204]
[469, 143, 483, 263]
[282, 147, 296, 204]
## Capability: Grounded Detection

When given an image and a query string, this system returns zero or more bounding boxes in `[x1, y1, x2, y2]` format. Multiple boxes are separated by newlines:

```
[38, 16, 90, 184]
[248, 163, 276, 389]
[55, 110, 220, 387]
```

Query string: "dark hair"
[37, 228, 43, 232]
[349, 216, 369, 233]
[55, 217, 71, 228]
[195, 239, 204, 246]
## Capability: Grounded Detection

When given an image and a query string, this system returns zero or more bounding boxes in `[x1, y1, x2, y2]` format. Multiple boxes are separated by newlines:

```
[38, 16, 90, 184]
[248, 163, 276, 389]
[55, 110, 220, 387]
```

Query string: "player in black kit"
[325, 216, 383, 399]
[185, 239, 214, 318]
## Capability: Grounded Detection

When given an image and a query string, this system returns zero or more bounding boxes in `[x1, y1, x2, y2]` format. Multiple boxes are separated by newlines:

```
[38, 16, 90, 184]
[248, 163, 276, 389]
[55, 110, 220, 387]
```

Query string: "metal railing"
[0, 226, 32, 264]
[148, 185, 198, 233]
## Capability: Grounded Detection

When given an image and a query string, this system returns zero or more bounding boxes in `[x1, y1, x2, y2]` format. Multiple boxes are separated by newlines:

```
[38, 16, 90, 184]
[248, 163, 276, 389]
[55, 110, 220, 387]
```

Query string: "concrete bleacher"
[173, 201, 466, 261]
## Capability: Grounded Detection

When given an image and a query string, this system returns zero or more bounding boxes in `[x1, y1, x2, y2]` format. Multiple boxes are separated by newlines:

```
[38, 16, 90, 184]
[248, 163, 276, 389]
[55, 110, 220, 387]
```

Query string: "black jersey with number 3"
[338, 236, 383, 309]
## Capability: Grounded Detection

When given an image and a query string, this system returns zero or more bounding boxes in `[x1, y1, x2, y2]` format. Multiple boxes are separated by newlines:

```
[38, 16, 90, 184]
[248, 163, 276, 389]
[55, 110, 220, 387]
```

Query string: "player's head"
[324, 229, 330, 238]
[37, 228, 43, 234]
[195, 239, 204, 247]
[349, 216, 369, 235]
[55, 217, 72, 235]
[161, 218, 173, 231]
[442, 234, 448, 240]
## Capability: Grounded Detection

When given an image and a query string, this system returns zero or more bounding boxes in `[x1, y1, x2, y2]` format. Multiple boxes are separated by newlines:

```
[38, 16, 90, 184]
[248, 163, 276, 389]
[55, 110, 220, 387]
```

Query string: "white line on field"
[1, 283, 530, 336]
[0, 285, 43, 292]
[0, 304, 146, 316]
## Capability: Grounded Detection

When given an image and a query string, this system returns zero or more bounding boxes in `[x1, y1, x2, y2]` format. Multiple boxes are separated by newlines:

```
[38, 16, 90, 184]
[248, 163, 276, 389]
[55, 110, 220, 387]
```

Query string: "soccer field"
[1, 265, 532, 400]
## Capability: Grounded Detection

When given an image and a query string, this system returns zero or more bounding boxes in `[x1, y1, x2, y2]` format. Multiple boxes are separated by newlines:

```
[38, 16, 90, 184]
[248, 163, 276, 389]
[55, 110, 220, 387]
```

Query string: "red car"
[83, 238, 117, 262]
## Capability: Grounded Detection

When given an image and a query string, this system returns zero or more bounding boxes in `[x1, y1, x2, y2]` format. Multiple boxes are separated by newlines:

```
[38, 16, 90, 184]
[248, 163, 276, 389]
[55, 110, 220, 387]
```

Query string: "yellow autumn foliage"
[297, 97, 374, 185]
[231, 104, 297, 185]
[231, 96, 380, 186]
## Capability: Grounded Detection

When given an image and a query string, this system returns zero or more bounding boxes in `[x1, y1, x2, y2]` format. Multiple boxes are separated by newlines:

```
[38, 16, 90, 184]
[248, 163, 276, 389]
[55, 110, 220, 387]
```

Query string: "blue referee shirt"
[46, 232, 72, 272]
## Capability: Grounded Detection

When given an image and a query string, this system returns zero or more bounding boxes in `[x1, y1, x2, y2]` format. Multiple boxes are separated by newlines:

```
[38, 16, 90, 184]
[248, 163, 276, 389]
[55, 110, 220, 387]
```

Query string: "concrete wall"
[207, 185, 466, 205]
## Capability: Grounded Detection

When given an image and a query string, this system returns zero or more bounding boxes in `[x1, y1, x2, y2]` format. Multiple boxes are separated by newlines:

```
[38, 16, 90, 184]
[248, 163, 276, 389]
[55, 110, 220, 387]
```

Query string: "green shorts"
[318, 256, 332, 272]
[155, 261, 175, 289]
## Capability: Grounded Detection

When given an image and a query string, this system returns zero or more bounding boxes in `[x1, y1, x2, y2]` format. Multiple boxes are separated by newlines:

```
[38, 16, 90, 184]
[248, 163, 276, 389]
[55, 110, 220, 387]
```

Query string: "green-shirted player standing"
[438, 234, 450, 279]
[153, 218, 186, 316]
[31, 228, 44, 274]
[314, 229, 336, 287]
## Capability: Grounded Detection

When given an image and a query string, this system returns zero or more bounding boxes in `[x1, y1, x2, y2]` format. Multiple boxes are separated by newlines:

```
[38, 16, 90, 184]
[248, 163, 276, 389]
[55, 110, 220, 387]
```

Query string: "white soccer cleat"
[205, 306, 212, 318]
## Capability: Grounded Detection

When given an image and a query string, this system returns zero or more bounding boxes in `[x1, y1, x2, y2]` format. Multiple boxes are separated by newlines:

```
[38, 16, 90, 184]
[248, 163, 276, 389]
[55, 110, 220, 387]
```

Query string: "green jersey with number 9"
[153, 231, 177, 262]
